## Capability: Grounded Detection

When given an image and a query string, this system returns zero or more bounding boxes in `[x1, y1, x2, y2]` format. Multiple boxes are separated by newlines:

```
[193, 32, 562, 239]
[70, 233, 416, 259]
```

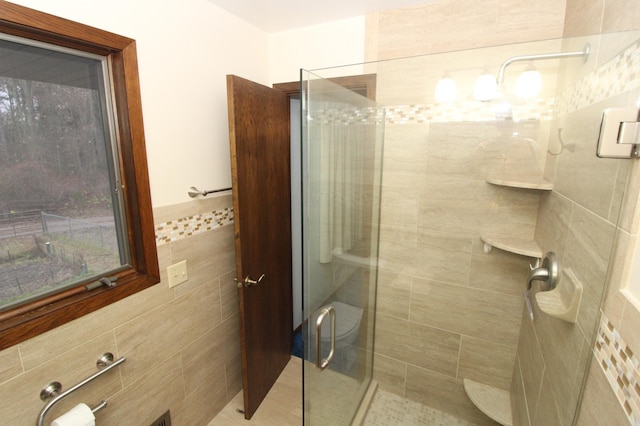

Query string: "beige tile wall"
[364, 1, 569, 423]
[511, 10, 640, 424]
[363, 60, 566, 424]
[570, 1, 640, 424]
[373, 118, 542, 424]
[365, 0, 566, 61]
[575, 79, 640, 425]
[0, 194, 239, 426]
[365, 1, 640, 425]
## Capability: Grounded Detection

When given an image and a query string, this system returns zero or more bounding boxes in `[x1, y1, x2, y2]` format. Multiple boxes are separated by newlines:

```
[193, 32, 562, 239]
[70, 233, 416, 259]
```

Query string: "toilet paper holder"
[36, 352, 126, 426]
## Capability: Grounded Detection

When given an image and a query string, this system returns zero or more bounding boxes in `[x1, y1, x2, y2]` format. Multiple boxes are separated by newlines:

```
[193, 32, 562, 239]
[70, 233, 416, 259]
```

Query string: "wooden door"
[226, 75, 292, 420]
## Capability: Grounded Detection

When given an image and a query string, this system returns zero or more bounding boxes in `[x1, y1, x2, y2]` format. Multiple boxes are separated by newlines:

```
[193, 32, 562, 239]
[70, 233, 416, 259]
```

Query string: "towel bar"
[187, 186, 232, 197]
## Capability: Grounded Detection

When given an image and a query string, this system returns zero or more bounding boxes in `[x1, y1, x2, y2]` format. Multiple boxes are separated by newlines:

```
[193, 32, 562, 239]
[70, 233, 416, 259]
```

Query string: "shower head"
[496, 44, 590, 87]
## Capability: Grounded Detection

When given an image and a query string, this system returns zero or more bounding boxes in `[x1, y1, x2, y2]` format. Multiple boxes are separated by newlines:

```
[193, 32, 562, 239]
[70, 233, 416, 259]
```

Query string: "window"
[0, 3, 159, 349]
[0, 35, 127, 310]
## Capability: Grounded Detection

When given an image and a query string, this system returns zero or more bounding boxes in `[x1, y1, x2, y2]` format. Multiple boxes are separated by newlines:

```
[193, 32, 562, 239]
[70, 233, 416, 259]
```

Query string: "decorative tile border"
[310, 106, 385, 126]
[559, 39, 640, 115]
[594, 313, 640, 424]
[384, 99, 557, 124]
[386, 38, 639, 124]
[155, 207, 234, 246]
[310, 38, 639, 125]
[310, 98, 556, 126]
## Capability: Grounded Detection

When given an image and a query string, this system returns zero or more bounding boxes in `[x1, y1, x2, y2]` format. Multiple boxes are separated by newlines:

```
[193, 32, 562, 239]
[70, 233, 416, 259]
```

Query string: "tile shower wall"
[367, 2, 640, 425]
[374, 119, 541, 425]
[568, 0, 640, 424]
[0, 194, 239, 426]
[365, 0, 566, 61]
[511, 33, 640, 425]
[366, 1, 567, 424]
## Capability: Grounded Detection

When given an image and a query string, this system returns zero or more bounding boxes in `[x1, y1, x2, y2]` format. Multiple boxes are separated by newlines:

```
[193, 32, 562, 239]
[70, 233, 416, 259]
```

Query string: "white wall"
[9, 0, 270, 207]
[7, 1, 367, 207]
[268, 16, 366, 84]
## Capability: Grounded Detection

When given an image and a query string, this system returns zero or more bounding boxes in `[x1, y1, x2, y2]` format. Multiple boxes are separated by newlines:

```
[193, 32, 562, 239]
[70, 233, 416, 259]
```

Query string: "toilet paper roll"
[51, 403, 95, 426]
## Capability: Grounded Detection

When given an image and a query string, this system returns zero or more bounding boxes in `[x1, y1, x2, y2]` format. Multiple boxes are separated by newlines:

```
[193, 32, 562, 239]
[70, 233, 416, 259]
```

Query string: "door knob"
[238, 273, 266, 288]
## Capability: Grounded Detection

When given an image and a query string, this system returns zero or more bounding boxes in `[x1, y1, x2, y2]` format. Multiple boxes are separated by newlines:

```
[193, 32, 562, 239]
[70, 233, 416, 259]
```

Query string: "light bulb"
[516, 65, 542, 99]
[474, 72, 497, 101]
[435, 75, 456, 103]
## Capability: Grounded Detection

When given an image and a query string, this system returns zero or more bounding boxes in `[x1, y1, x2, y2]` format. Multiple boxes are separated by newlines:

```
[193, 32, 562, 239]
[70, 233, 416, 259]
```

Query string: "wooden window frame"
[0, 2, 159, 350]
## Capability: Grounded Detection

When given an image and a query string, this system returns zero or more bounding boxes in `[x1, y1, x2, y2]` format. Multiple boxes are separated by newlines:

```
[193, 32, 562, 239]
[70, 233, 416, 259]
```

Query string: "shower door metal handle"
[315, 306, 336, 370]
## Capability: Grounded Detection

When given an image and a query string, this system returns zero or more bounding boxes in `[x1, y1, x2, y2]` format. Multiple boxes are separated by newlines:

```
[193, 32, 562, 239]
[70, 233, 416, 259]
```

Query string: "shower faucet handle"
[527, 252, 558, 291]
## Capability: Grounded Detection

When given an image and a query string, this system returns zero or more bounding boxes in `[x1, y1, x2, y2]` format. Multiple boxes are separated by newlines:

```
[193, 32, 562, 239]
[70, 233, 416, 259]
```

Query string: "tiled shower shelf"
[463, 379, 512, 426]
[480, 234, 542, 258]
[486, 175, 553, 190]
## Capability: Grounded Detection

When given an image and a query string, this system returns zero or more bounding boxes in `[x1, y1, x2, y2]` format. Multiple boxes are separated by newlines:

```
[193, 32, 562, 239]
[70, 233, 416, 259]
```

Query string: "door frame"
[227, 73, 377, 420]
[273, 74, 377, 100]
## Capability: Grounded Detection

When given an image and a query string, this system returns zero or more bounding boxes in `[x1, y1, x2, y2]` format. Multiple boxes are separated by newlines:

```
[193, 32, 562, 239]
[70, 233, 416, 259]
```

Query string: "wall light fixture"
[434, 72, 457, 103]
[515, 63, 543, 99]
[473, 69, 497, 101]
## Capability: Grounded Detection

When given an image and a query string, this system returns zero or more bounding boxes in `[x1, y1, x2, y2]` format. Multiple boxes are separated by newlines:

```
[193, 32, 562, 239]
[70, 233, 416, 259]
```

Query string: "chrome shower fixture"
[496, 43, 590, 87]
[469, 43, 590, 102]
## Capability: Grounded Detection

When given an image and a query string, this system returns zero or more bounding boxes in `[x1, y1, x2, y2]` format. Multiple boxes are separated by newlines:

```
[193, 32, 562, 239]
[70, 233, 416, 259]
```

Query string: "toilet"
[311, 301, 363, 371]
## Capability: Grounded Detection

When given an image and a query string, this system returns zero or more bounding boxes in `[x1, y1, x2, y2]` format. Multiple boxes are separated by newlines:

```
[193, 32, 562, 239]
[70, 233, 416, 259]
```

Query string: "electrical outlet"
[167, 260, 188, 288]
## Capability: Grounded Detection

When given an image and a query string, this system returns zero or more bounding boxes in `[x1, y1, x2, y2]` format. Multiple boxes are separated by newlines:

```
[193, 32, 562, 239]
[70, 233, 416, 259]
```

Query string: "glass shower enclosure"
[301, 72, 385, 424]
[301, 30, 639, 425]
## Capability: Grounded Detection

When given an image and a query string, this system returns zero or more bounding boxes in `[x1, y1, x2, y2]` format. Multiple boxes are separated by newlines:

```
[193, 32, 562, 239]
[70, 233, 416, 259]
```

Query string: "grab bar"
[36, 353, 126, 426]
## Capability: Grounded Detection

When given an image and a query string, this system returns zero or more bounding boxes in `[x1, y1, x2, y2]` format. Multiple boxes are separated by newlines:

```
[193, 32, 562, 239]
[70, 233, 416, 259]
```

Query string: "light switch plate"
[167, 260, 188, 288]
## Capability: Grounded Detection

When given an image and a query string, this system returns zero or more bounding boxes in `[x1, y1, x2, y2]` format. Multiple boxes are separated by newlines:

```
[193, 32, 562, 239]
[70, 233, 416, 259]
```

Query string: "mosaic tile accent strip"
[311, 106, 385, 125]
[384, 99, 557, 124]
[559, 39, 640, 115]
[155, 207, 233, 246]
[311, 99, 557, 126]
[312, 38, 639, 125]
[594, 313, 640, 425]
[385, 38, 639, 124]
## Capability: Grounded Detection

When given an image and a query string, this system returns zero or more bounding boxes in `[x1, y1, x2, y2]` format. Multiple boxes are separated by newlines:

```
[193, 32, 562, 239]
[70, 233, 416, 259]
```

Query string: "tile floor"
[208, 357, 302, 426]
[208, 356, 474, 425]
[363, 389, 474, 425]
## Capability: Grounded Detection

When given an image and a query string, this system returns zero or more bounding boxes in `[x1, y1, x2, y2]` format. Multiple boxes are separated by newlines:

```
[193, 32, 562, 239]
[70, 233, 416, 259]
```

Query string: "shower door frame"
[299, 70, 384, 425]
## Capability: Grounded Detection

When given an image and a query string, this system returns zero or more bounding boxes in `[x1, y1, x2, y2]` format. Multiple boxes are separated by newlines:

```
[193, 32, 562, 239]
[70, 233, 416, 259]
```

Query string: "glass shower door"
[301, 70, 384, 425]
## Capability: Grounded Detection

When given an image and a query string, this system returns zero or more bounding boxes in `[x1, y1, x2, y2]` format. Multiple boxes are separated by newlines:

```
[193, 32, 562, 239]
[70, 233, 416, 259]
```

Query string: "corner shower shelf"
[486, 175, 553, 191]
[463, 379, 513, 426]
[480, 234, 542, 258]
